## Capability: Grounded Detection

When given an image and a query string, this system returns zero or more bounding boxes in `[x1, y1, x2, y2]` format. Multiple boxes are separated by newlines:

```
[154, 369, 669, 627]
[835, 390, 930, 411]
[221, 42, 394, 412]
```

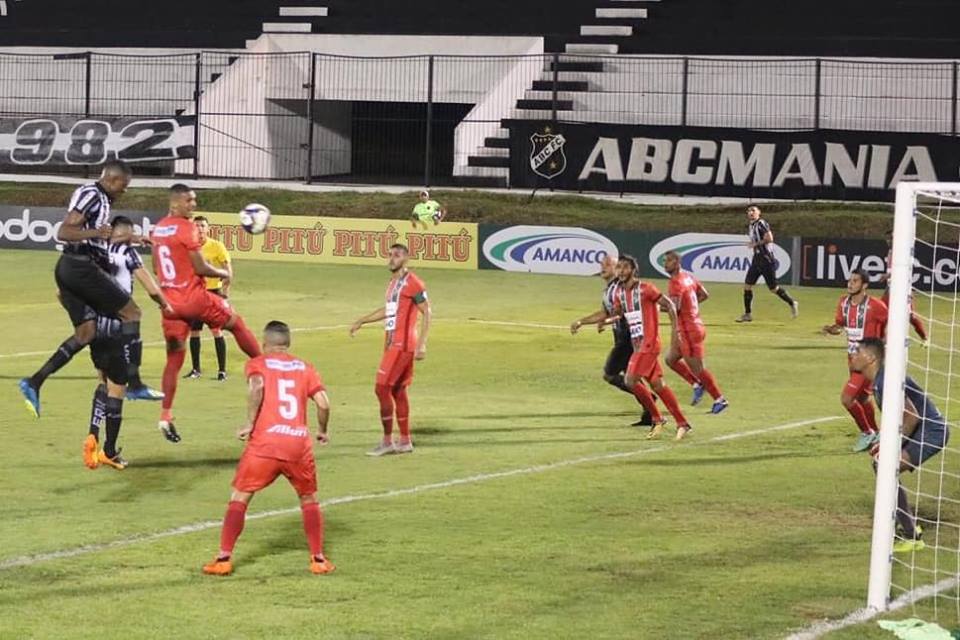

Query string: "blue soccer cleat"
[710, 398, 729, 415]
[691, 383, 705, 406]
[18, 378, 40, 418]
[126, 384, 165, 401]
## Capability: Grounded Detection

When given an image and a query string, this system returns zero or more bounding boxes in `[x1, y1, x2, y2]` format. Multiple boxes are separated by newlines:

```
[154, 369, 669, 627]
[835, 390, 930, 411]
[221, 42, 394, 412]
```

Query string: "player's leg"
[369, 350, 399, 456]
[186, 320, 204, 379]
[391, 353, 415, 453]
[204, 489, 255, 575]
[158, 318, 189, 443]
[98, 378, 128, 470]
[219, 299, 261, 359]
[84, 377, 107, 470]
[737, 266, 759, 322]
[763, 263, 798, 318]
[604, 341, 653, 425]
[647, 371, 691, 440]
[843, 372, 877, 452]
[665, 337, 702, 404]
[284, 454, 334, 573]
[625, 353, 663, 429]
[683, 332, 728, 412]
[212, 326, 227, 380]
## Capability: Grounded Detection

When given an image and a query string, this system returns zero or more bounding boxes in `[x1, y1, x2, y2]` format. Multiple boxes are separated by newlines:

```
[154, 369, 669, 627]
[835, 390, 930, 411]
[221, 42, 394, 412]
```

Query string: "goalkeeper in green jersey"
[410, 189, 446, 230]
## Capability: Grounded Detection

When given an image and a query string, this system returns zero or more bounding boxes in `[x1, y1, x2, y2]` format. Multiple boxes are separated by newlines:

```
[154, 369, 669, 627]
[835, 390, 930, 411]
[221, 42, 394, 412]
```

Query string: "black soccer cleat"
[216, 371, 228, 382]
[158, 420, 182, 443]
[183, 370, 202, 380]
[631, 410, 654, 427]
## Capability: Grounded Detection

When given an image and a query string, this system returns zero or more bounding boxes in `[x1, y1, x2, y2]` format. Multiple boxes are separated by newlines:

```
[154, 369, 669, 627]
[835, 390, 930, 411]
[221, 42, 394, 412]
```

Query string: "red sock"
[375, 384, 394, 439]
[229, 315, 262, 358]
[846, 400, 873, 434]
[656, 383, 688, 426]
[669, 359, 700, 387]
[632, 383, 662, 422]
[699, 369, 723, 400]
[394, 386, 411, 441]
[161, 348, 186, 414]
[301, 501, 325, 558]
[219, 500, 247, 558]
[910, 314, 928, 341]
[859, 395, 879, 432]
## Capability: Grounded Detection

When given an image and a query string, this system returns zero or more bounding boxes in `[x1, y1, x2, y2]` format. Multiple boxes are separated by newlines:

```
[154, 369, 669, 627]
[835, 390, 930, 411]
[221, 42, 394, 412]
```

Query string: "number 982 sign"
[0, 116, 196, 166]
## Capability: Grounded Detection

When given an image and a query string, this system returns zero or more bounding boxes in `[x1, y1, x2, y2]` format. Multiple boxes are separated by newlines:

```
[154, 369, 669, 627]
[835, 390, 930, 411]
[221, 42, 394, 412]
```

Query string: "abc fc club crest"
[529, 127, 567, 179]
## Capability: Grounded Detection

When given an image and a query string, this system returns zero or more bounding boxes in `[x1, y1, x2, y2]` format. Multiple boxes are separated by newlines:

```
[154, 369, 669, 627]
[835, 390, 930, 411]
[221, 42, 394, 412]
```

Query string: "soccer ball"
[239, 203, 271, 235]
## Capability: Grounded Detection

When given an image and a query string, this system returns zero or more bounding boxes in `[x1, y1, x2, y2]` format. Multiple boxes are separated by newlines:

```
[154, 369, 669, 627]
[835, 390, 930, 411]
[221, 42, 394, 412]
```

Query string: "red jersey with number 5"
[668, 271, 706, 334]
[245, 352, 325, 461]
[384, 270, 427, 352]
[612, 281, 663, 354]
[151, 215, 204, 299]
[835, 295, 888, 354]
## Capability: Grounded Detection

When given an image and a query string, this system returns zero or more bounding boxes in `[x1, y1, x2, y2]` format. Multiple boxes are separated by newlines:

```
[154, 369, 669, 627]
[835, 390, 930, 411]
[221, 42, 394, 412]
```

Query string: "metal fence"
[0, 51, 957, 184]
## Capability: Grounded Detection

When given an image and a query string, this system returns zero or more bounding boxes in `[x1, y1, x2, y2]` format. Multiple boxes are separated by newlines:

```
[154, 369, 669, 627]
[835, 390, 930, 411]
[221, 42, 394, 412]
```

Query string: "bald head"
[600, 253, 618, 281]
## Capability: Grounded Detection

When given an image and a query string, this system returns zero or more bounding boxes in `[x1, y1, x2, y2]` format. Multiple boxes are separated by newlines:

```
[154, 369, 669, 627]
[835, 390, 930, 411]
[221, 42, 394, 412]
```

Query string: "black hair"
[110, 215, 133, 228]
[169, 183, 192, 195]
[858, 337, 885, 361]
[102, 160, 132, 177]
[193, 215, 208, 224]
[264, 320, 291, 346]
[618, 254, 639, 273]
[390, 243, 409, 254]
[850, 268, 870, 285]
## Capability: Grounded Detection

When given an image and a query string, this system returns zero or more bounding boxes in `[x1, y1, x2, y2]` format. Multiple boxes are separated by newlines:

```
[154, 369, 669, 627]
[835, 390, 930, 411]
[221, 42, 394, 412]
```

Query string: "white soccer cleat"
[394, 441, 414, 454]
[366, 442, 396, 457]
[791, 301, 800, 319]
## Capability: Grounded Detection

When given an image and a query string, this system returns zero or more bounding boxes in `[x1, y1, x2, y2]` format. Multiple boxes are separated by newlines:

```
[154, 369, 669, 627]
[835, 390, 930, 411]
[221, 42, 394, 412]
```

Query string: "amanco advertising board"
[480, 225, 619, 275]
[200, 212, 478, 270]
[648, 233, 792, 283]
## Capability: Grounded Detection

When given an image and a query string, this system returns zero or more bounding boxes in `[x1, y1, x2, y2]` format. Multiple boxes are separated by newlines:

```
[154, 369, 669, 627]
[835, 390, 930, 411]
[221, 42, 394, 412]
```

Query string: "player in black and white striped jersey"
[17, 162, 163, 418]
[736, 206, 799, 323]
[83, 216, 171, 469]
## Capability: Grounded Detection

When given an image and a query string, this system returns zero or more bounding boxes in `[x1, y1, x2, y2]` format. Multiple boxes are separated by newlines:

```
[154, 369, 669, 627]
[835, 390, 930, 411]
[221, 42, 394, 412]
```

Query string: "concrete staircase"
[457, 0, 659, 186]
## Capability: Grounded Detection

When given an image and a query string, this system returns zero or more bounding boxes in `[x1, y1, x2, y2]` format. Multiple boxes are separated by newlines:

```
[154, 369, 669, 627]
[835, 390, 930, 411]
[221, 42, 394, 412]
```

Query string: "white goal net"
[869, 183, 960, 620]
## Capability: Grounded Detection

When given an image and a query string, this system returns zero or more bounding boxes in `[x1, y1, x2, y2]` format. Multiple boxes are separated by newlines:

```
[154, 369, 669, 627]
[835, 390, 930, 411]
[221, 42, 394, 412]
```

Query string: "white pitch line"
[0, 416, 838, 571]
[785, 576, 960, 639]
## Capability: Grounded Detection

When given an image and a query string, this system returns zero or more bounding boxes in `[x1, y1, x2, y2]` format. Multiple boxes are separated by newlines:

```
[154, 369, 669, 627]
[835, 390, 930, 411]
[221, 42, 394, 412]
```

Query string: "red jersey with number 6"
[384, 270, 427, 352]
[612, 281, 663, 354]
[245, 352, 325, 462]
[150, 215, 204, 299]
[668, 271, 706, 335]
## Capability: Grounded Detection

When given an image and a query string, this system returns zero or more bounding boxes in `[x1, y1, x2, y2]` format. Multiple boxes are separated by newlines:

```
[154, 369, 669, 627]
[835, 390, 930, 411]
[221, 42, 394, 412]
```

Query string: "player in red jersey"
[821, 269, 888, 452]
[603, 255, 692, 440]
[203, 321, 333, 576]
[150, 184, 262, 443]
[350, 243, 432, 456]
[880, 229, 928, 344]
[662, 251, 729, 415]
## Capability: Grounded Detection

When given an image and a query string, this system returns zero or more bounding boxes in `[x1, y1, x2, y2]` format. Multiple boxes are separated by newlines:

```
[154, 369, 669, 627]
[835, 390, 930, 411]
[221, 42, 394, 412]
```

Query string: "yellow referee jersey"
[201, 238, 230, 290]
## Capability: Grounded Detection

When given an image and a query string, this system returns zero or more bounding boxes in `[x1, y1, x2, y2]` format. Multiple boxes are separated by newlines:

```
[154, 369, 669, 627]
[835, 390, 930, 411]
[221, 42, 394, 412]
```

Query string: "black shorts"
[604, 338, 633, 378]
[745, 256, 779, 289]
[55, 254, 130, 327]
[89, 337, 128, 385]
[190, 289, 225, 331]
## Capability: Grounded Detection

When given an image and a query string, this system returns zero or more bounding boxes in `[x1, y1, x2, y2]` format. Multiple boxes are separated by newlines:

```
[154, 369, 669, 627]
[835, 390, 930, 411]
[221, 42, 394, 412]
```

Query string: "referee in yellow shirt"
[184, 216, 233, 381]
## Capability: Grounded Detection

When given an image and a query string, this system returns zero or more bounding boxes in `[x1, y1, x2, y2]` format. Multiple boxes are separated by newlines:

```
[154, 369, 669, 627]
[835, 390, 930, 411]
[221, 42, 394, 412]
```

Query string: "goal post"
[867, 182, 960, 613]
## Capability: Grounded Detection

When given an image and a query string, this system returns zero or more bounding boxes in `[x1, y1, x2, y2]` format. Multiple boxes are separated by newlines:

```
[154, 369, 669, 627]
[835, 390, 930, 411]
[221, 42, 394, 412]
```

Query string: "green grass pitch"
[0, 248, 957, 639]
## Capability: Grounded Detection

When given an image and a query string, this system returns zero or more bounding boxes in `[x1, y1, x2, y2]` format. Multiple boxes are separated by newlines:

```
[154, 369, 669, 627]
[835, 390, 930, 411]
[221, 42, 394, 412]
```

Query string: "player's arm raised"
[189, 250, 229, 280]
[57, 210, 111, 242]
[133, 266, 173, 314]
[312, 390, 331, 444]
[237, 373, 265, 441]
[414, 295, 432, 360]
[349, 307, 387, 337]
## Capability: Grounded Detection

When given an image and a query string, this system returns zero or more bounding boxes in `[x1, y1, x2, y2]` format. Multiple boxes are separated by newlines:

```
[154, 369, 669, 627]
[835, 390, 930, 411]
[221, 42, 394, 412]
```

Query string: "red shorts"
[678, 327, 706, 359]
[376, 347, 415, 387]
[844, 370, 873, 399]
[162, 289, 233, 342]
[233, 449, 317, 496]
[627, 351, 662, 382]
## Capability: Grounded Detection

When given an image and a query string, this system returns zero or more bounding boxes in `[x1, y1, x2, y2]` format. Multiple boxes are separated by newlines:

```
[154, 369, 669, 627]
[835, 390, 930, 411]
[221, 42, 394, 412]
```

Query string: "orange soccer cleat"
[309, 556, 336, 575]
[83, 435, 100, 469]
[202, 558, 233, 576]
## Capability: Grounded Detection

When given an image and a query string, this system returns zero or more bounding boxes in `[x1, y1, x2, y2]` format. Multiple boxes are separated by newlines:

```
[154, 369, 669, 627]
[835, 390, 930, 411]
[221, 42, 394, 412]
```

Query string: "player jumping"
[151, 184, 262, 443]
[570, 254, 652, 426]
[851, 338, 949, 553]
[604, 255, 692, 440]
[18, 162, 161, 416]
[662, 251, 728, 414]
[84, 216, 171, 470]
[184, 215, 233, 381]
[821, 269, 888, 452]
[736, 206, 798, 323]
[203, 321, 333, 576]
[350, 244, 432, 456]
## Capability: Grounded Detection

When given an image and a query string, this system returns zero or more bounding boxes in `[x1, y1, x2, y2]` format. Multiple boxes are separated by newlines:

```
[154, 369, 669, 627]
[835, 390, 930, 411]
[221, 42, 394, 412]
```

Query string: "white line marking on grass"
[0, 416, 838, 571]
[465, 319, 567, 330]
[785, 576, 960, 639]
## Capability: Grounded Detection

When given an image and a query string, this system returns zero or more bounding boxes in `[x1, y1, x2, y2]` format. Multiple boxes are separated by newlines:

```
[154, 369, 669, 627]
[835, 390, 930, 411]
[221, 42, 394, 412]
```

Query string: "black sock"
[88, 384, 107, 438]
[189, 336, 201, 372]
[743, 290, 753, 314]
[126, 338, 143, 388]
[775, 287, 795, 307]
[30, 336, 84, 389]
[120, 320, 142, 370]
[214, 336, 227, 373]
[103, 396, 123, 458]
[897, 485, 918, 539]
